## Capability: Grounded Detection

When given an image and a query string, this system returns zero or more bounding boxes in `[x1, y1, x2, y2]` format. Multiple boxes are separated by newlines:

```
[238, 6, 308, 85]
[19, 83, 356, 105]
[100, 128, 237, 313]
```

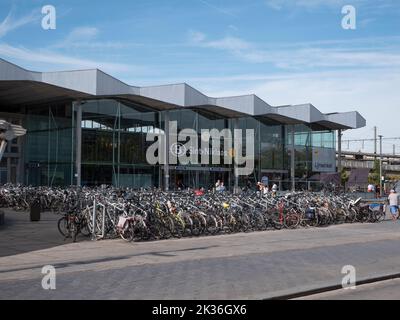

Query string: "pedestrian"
[388, 189, 399, 221]
[256, 182, 263, 198]
[176, 180, 184, 190]
[217, 181, 226, 193]
[272, 183, 278, 197]
[262, 184, 269, 197]
[367, 183, 375, 193]
[246, 179, 252, 190]
[375, 184, 381, 198]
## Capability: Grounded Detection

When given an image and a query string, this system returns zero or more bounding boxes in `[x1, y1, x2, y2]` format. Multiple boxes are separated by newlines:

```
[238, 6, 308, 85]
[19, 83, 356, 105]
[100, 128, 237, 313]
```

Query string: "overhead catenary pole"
[291, 125, 295, 191]
[379, 135, 383, 197]
[164, 111, 170, 191]
[337, 129, 342, 174]
[233, 118, 239, 194]
[374, 126, 377, 159]
[75, 101, 82, 187]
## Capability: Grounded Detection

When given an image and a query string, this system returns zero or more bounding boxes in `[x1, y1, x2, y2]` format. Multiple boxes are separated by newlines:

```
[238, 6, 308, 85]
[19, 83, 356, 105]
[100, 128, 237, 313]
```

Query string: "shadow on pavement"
[0, 209, 90, 258]
[0, 245, 219, 274]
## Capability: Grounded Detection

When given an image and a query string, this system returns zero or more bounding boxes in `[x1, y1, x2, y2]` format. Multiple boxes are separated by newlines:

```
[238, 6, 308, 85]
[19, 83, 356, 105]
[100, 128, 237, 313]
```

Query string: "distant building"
[0, 58, 366, 189]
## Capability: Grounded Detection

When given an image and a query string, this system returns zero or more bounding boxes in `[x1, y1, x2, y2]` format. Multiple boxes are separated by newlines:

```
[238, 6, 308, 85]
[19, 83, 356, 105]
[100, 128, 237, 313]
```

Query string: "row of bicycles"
[83, 190, 386, 242]
[1, 184, 388, 242]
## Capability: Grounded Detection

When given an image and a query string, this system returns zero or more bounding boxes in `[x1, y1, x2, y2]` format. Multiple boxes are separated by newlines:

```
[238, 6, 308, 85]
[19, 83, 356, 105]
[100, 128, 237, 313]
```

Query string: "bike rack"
[91, 199, 96, 241]
[90, 199, 107, 241]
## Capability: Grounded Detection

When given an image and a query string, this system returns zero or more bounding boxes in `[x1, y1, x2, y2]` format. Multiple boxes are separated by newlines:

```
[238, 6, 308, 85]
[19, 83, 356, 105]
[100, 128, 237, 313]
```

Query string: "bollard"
[0, 210, 4, 226]
[91, 198, 96, 240]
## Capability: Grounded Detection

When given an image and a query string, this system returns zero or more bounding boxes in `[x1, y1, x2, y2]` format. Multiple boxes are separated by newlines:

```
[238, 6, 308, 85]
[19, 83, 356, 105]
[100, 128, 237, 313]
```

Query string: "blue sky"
[1, 0, 400, 152]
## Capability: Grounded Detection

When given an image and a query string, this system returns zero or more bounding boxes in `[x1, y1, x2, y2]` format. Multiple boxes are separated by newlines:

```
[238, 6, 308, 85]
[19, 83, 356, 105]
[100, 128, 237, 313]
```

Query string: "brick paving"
[0, 210, 399, 299]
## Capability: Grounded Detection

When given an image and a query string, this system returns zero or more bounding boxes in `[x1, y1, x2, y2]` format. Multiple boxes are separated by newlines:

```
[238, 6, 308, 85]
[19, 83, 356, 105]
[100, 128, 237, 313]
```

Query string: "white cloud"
[0, 43, 141, 74]
[189, 32, 400, 69]
[197, 0, 237, 17]
[205, 36, 251, 51]
[65, 27, 99, 42]
[0, 9, 39, 38]
[53, 26, 99, 48]
[189, 32, 254, 56]
[188, 30, 206, 43]
[196, 68, 400, 152]
[265, 0, 365, 11]
[53, 26, 142, 50]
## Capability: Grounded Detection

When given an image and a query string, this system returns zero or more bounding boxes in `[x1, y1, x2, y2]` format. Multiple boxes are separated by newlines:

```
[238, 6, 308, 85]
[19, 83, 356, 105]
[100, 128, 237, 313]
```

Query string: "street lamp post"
[379, 135, 383, 197]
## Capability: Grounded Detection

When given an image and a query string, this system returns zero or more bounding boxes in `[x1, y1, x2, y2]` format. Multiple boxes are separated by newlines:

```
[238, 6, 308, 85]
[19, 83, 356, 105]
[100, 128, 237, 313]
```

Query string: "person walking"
[375, 184, 381, 199]
[271, 183, 278, 197]
[262, 184, 269, 197]
[367, 183, 375, 193]
[218, 181, 226, 193]
[215, 179, 221, 192]
[388, 189, 399, 221]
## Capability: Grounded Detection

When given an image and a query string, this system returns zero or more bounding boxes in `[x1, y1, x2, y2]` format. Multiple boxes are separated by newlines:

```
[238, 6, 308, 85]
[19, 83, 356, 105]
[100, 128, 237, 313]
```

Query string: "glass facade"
[2, 98, 336, 190]
[80, 100, 160, 187]
[24, 105, 74, 186]
[0, 115, 23, 184]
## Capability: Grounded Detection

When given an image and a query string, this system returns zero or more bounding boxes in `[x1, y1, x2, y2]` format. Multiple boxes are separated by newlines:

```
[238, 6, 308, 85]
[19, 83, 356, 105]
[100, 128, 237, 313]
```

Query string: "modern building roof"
[0, 58, 366, 130]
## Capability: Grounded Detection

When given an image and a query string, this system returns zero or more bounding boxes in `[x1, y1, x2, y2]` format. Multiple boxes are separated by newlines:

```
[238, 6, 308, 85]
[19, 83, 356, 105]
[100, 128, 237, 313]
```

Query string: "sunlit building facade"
[0, 58, 366, 190]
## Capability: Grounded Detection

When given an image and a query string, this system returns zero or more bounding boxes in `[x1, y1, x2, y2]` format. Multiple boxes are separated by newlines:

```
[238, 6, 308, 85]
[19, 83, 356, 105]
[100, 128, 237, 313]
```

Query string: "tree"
[341, 168, 349, 186]
[368, 159, 380, 185]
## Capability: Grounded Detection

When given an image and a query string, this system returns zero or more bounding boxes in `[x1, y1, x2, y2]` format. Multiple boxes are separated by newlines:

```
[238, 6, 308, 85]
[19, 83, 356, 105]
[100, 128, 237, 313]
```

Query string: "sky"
[0, 0, 399, 153]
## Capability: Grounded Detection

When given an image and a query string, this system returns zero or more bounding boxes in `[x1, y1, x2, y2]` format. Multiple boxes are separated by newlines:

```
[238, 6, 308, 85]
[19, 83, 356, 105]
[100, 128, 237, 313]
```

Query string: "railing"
[339, 159, 400, 172]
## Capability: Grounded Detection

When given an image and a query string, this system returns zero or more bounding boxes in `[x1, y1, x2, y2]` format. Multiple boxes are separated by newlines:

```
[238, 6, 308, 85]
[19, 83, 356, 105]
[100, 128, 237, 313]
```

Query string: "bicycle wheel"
[191, 216, 202, 236]
[172, 217, 185, 238]
[252, 213, 266, 231]
[205, 215, 218, 235]
[70, 222, 78, 242]
[346, 208, 358, 224]
[284, 213, 300, 229]
[376, 210, 386, 222]
[57, 217, 68, 237]
[161, 216, 174, 239]
[120, 223, 135, 242]
[79, 217, 91, 237]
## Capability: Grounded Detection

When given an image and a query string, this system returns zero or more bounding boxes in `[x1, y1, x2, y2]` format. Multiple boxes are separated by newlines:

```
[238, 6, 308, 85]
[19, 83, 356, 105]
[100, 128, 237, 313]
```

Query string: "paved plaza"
[0, 210, 399, 299]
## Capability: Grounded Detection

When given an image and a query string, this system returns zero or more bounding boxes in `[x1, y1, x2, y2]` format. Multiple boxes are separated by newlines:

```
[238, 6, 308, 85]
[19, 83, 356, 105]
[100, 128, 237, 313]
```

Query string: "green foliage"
[368, 159, 380, 185]
[341, 168, 349, 186]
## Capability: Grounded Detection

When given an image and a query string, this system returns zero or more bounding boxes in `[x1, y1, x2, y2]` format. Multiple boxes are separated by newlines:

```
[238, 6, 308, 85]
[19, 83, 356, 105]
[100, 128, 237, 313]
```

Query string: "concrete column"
[75, 102, 82, 187]
[291, 125, 295, 191]
[233, 118, 239, 194]
[0, 140, 7, 162]
[164, 111, 170, 191]
[337, 129, 342, 173]
[374, 126, 377, 159]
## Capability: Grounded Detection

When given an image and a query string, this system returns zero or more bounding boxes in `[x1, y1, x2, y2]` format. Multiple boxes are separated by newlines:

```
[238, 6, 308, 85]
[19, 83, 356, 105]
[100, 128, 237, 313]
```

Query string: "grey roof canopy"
[0, 58, 366, 130]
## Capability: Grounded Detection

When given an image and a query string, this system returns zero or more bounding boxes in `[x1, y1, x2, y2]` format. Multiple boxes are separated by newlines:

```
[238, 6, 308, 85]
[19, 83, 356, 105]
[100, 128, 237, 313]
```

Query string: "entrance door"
[0, 168, 7, 184]
[170, 169, 232, 191]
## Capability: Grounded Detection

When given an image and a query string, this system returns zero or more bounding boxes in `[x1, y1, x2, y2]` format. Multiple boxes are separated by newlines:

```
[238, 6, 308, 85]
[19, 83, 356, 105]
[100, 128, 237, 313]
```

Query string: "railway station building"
[0, 58, 366, 190]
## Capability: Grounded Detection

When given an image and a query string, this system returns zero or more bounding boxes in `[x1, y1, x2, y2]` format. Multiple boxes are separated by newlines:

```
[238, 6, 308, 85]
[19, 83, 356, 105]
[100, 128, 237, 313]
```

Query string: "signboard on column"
[312, 147, 335, 172]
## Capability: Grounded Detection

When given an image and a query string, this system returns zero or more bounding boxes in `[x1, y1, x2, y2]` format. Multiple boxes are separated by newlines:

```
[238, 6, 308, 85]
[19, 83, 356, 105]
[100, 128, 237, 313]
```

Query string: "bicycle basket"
[305, 207, 316, 219]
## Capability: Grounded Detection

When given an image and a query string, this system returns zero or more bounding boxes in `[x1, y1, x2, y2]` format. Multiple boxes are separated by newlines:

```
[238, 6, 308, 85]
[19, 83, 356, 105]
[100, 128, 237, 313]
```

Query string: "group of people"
[215, 180, 226, 192]
[257, 181, 278, 197]
[367, 183, 381, 198]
